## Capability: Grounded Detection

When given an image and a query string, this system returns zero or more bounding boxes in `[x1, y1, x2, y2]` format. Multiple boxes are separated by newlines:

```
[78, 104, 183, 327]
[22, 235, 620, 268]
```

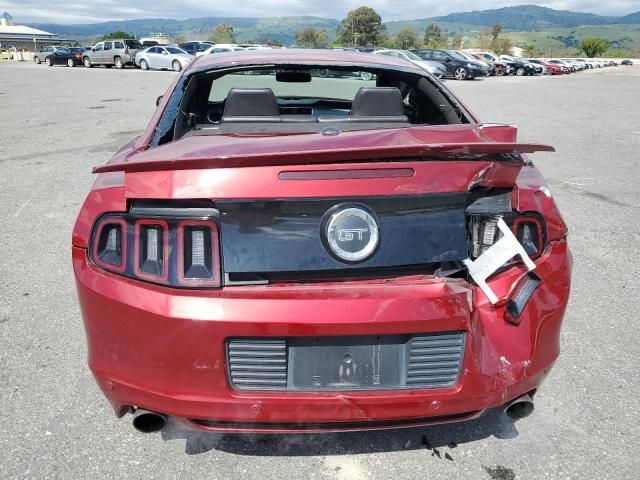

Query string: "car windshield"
[124, 40, 143, 49]
[457, 51, 474, 60]
[447, 51, 468, 61]
[69, 47, 84, 53]
[166, 47, 186, 55]
[208, 69, 377, 102]
[400, 50, 422, 61]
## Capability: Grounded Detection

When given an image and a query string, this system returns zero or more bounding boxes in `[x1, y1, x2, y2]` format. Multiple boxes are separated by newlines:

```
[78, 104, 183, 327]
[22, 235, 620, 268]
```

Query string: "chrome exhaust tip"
[504, 393, 534, 420]
[132, 409, 167, 433]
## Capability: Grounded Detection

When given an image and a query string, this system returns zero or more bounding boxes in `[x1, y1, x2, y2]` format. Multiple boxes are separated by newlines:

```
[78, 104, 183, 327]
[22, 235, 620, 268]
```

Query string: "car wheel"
[172, 60, 182, 72]
[114, 57, 124, 69]
[317, 68, 329, 78]
[516, 67, 526, 76]
[35, 56, 41, 64]
[360, 71, 373, 81]
[45, 57, 51, 66]
[140, 59, 149, 71]
[83, 57, 92, 68]
[67, 58, 74, 68]
[453, 67, 468, 80]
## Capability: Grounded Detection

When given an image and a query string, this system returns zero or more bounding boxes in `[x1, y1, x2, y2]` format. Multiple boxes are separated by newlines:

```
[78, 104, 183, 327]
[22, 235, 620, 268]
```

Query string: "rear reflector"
[506, 273, 541, 324]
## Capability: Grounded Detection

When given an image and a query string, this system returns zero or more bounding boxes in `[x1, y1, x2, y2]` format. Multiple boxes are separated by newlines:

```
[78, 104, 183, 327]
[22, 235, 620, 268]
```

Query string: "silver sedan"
[135, 46, 194, 72]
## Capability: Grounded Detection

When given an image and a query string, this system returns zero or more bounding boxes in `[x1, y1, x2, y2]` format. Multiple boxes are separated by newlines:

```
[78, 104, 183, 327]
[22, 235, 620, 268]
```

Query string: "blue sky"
[1, 0, 638, 24]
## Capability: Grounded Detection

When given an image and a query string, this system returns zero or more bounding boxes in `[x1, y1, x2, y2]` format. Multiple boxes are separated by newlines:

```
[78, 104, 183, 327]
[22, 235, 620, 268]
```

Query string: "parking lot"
[1, 62, 639, 479]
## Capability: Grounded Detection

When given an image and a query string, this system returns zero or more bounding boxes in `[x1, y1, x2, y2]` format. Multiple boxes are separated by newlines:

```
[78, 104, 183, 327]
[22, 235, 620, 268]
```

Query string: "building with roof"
[0, 12, 74, 51]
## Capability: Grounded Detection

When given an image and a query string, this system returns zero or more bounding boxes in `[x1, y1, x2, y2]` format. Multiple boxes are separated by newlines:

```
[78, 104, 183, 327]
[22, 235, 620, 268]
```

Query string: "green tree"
[493, 37, 513, 55]
[424, 23, 445, 48]
[392, 28, 421, 49]
[259, 37, 283, 47]
[449, 35, 463, 49]
[294, 28, 328, 48]
[490, 24, 502, 40]
[208, 24, 236, 44]
[524, 44, 537, 57]
[173, 34, 186, 44]
[103, 31, 133, 40]
[580, 37, 608, 57]
[336, 6, 386, 47]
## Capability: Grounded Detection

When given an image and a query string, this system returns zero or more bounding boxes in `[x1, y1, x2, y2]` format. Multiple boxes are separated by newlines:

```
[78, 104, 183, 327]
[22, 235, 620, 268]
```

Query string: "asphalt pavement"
[0, 62, 639, 479]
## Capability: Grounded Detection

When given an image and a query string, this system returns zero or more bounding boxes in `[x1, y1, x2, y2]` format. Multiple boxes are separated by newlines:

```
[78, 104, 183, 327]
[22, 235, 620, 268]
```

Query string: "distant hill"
[26, 5, 640, 49]
[29, 16, 340, 45]
[618, 11, 640, 24]
[427, 5, 617, 30]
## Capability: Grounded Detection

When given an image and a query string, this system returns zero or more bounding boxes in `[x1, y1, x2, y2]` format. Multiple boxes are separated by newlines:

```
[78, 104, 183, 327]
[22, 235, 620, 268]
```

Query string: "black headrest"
[351, 87, 405, 117]
[222, 88, 279, 117]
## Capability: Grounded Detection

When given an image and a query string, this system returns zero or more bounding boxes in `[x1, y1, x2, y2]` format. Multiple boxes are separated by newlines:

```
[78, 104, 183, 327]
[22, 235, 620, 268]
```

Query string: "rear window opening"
[124, 40, 143, 49]
[155, 64, 471, 146]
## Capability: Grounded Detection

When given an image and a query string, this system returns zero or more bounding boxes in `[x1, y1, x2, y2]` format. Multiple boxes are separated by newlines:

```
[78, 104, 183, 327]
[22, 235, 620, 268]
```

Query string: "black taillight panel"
[89, 211, 221, 288]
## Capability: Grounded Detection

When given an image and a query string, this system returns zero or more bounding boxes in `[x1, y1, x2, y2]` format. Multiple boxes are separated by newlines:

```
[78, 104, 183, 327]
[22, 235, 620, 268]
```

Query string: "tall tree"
[208, 24, 236, 44]
[449, 35, 463, 49]
[424, 24, 445, 48]
[336, 6, 386, 47]
[580, 38, 608, 57]
[392, 28, 421, 50]
[493, 38, 513, 55]
[294, 28, 328, 48]
[103, 31, 133, 40]
[490, 24, 502, 40]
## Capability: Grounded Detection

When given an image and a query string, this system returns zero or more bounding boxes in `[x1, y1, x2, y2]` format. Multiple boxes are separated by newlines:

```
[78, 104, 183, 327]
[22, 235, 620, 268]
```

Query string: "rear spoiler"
[93, 141, 554, 174]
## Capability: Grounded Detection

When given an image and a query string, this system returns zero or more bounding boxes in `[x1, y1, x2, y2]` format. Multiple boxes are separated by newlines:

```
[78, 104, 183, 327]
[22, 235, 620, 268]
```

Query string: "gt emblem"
[323, 205, 379, 263]
[337, 228, 368, 242]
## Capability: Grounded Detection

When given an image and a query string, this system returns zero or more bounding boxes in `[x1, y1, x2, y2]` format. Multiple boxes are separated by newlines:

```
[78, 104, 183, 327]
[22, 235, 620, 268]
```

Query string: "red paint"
[72, 52, 571, 432]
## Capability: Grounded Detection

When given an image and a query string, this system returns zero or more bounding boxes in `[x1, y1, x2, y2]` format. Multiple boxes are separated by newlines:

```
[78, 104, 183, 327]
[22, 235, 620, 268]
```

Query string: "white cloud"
[0, 0, 638, 24]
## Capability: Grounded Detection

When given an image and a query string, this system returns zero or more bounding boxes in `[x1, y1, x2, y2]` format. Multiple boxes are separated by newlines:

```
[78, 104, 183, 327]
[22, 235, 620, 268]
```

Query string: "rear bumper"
[73, 240, 571, 432]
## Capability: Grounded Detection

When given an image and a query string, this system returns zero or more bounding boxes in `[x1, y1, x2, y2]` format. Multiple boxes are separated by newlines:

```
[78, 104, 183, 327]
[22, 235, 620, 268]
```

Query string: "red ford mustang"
[72, 50, 572, 434]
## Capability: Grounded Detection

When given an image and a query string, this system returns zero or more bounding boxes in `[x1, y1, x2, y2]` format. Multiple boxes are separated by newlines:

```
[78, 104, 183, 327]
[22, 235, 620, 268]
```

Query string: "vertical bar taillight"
[92, 218, 127, 273]
[177, 220, 221, 287]
[134, 220, 169, 281]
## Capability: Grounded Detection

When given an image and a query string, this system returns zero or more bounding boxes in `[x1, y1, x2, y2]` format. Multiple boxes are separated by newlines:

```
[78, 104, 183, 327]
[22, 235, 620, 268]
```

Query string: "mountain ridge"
[25, 5, 640, 47]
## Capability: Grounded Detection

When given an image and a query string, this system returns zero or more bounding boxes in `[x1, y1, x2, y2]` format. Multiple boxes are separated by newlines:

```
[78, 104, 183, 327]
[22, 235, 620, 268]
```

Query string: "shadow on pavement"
[161, 408, 519, 456]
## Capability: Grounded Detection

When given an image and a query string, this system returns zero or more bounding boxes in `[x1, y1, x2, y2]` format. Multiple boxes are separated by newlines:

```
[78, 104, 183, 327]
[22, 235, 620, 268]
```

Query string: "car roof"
[190, 48, 421, 71]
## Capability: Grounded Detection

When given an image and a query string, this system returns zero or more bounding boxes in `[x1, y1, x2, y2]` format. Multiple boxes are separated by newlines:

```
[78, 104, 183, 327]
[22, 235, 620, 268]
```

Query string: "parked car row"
[31, 40, 635, 78]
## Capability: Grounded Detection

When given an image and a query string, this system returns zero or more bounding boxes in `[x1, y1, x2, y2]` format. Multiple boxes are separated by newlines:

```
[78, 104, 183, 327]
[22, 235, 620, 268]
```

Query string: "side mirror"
[156, 95, 163, 107]
[162, 51, 168, 55]
[92, 48, 95, 52]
